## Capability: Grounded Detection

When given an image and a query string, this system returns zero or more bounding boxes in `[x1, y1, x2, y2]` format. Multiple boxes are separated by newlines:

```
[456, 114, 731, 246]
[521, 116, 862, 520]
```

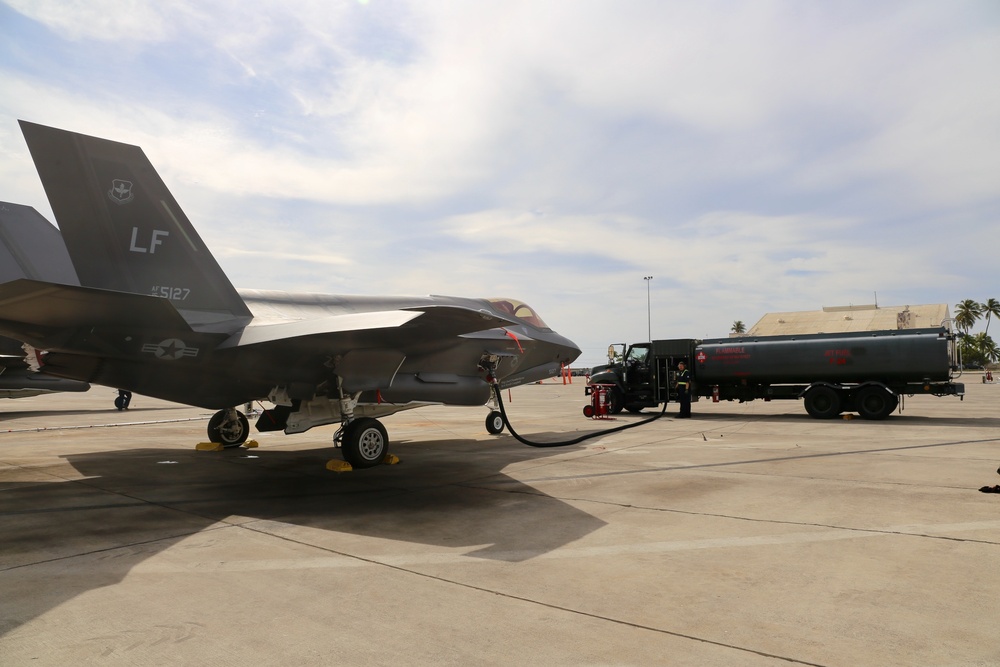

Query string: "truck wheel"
[804, 386, 841, 419]
[856, 386, 896, 420]
[608, 388, 625, 414]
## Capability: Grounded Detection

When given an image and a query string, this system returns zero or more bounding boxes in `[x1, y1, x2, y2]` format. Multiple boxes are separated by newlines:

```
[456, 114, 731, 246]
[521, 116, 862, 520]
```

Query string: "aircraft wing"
[220, 311, 422, 348]
[220, 305, 514, 349]
[0, 334, 90, 398]
[401, 305, 517, 338]
[0, 369, 90, 398]
[215, 305, 517, 394]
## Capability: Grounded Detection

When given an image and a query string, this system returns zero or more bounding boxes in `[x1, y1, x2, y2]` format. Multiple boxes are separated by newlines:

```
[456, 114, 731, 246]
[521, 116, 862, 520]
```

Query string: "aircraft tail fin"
[0, 201, 79, 285]
[18, 120, 252, 330]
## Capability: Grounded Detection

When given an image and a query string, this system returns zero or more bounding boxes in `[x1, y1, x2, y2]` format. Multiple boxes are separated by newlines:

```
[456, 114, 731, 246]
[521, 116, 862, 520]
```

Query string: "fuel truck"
[587, 327, 964, 420]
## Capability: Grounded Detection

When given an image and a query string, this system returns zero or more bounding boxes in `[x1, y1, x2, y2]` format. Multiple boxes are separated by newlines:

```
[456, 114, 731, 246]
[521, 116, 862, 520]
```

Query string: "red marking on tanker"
[708, 345, 751, 365]
[825, 348, 851, 365]
[696, 351, 707, 363]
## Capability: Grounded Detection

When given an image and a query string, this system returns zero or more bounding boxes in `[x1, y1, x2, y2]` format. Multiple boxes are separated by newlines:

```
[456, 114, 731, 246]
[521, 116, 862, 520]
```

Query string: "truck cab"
[589, 339, 699, 413]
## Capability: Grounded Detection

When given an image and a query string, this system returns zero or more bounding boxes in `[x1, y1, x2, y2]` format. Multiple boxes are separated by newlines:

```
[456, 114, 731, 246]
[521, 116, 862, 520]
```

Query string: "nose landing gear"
[480, 354, 507, 435]
[486, 410, 505, 434]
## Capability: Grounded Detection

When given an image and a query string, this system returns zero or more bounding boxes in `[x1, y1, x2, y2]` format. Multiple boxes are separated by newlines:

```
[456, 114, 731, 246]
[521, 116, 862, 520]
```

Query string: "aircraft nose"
[492, 329, 583, 389]
[549, 332, 582, 365]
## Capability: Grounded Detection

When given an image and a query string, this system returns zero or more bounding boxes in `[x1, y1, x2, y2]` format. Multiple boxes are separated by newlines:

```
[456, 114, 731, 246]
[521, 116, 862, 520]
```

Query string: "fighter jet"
[0, 121, 580, 466]
[0, 201, 90, 398]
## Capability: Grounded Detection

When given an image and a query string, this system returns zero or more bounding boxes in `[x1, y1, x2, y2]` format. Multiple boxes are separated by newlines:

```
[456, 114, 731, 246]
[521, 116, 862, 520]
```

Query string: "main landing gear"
[335, 417, 389, 469]
[207, 407, 250, 447]
[328, 386, 395, 470]
[206, 402, 394, 469]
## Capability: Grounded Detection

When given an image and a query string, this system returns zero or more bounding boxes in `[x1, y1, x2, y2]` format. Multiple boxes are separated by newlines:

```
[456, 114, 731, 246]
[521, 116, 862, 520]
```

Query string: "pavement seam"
[230, 518, 832, 667]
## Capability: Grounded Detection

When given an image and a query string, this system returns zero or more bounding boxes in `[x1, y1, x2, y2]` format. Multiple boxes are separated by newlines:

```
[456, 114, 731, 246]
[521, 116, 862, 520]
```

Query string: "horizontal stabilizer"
[0, 279, 192, 333]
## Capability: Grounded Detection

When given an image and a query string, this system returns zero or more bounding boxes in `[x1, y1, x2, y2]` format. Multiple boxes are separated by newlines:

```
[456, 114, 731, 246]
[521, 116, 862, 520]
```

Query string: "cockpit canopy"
[486, 298, 550, 329]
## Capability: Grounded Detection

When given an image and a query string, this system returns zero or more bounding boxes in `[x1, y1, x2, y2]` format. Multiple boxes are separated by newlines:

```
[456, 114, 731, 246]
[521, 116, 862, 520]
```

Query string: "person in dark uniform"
[675, 361, 692, 418]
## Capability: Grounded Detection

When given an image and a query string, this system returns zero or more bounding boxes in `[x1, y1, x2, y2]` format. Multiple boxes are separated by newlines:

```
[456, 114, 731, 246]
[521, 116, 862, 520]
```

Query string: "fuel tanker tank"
[694, 327, 954, 385]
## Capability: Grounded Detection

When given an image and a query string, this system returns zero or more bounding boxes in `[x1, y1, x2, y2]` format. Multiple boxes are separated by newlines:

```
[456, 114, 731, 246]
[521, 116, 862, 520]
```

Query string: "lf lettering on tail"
[129, 227, 169, 254]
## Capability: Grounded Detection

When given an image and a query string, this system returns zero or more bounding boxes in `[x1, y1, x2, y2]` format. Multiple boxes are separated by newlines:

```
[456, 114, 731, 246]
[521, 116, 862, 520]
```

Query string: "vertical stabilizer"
[18, 120, 252, 329]
[0, 201, 79, 285]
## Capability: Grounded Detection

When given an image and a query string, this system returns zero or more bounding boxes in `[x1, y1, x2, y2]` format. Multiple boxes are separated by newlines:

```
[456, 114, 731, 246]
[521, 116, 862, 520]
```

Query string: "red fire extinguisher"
[583, 384, 615, 419]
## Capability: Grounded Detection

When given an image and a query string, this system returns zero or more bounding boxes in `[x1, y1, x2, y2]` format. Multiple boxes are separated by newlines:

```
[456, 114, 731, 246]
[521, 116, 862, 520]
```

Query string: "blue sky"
[1, 1, 998, 366]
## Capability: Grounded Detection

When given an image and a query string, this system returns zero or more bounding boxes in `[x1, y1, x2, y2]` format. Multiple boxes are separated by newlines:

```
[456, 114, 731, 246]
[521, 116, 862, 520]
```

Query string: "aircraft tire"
[486, 411, 505, 434]
[208, 410, 250, 447]
[342, 418, 388, 468]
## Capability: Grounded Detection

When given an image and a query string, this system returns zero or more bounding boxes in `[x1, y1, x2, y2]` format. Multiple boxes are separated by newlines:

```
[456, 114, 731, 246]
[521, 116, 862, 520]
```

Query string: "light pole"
[643, 276, 653, 343]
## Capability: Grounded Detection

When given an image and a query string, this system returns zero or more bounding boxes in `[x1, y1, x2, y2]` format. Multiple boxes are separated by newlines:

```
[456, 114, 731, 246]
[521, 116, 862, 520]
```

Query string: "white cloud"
[4, 0, 178, 42]
[1, 0, 998, 365]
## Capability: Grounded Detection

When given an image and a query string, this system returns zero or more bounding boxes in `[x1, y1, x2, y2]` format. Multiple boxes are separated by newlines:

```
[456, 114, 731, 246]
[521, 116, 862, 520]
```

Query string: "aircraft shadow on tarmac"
[0, 436, 605, 636]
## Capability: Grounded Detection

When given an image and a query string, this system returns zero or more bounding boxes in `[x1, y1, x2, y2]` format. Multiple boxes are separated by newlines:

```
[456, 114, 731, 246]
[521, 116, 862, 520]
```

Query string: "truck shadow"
[615, 411, 1000, 429]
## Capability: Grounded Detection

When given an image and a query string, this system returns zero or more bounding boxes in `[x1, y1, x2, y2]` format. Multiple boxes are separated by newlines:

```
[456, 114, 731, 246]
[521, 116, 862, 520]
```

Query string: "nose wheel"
[486, 410, 505, 434]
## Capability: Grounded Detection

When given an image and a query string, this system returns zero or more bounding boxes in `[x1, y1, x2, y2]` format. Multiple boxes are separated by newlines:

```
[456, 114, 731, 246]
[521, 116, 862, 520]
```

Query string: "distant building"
[743, 303, 951, 337]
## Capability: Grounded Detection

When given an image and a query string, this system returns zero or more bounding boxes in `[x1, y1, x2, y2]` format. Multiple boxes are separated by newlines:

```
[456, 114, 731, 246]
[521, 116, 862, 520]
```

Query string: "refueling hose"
[491, 382, 670, 448]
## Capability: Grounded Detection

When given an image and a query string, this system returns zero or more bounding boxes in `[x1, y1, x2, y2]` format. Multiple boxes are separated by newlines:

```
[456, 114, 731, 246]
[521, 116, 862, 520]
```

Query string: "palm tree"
[981, 298, 1000, 335]
[960, 332, 999, 367]
[973, 333, 999, 363]
[731, 320, 746, 335]
[954, 299, 983, 334]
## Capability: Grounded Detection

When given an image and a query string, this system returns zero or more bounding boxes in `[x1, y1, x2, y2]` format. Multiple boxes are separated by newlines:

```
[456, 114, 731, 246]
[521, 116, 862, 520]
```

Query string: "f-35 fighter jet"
[0, 121, 580, 467]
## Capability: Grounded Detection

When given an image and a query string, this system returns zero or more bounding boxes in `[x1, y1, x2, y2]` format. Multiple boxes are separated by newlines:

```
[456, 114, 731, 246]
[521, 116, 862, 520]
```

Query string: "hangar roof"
[746, 303, 951, 337]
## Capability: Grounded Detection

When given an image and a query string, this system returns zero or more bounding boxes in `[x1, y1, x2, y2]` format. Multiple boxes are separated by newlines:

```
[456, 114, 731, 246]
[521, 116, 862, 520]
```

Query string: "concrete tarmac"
[1, 380, 998, 666]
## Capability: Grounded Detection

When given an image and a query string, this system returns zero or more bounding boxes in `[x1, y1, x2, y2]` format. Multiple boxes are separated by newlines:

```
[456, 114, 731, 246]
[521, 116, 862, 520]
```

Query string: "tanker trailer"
[694, 327, 963, 419]
[590, 327, 963, 420]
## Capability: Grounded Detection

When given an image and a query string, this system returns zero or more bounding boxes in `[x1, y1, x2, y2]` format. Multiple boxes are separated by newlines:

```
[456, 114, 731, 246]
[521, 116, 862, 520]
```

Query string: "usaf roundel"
[141, 338, 199, 360]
